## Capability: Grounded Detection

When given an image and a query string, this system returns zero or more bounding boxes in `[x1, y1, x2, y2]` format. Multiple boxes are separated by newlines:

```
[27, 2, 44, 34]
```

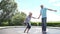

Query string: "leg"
[24, 27, 28, 33]
[44, 17, 47, 31]
[42, 31, 46, 34]
[42, 17, 47, 31]
[27, 28, 30, 33]
[44, 18, 46, 31]
[24, 23, 27, 33]
[27, 23, 31, 33]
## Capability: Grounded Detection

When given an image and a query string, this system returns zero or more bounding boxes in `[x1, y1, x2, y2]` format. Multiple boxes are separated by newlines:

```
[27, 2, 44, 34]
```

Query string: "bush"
[31, 22, 60, 27]
[31, 23, 37, 26]
[1, 22, 9, 26]
[0, 22, 60, 27]
[47, 23, 60, 27]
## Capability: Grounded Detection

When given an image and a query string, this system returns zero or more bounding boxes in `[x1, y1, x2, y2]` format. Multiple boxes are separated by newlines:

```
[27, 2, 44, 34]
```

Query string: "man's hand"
[54, 10, 57, 12]
[37, 17, 40, 19]
[48, 9, 57, 12]
[37, 14, 41, 19]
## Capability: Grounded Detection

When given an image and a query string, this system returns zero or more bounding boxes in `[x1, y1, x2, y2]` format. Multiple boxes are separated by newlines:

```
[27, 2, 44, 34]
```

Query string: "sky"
[15, 0, 60, 22]
[1, 0, 60, 22]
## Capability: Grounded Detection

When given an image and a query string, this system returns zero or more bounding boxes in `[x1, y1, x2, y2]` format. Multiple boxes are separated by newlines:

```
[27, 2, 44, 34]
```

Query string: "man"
[38, 5, 57, 32]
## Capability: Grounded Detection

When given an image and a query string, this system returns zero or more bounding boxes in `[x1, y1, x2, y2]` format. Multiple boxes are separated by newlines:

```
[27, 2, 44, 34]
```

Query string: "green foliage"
[47, 23, 60, 27]
[10, 12, 26, 26]
[0, 11, 26, 26]
[1, 22, 9, 26]
[31, 22, 40, 26]
[31, 22, 60, 27]
[0, 0, 26, 26]
[31, 23, 37, 26]
[0, 0, 17, 25]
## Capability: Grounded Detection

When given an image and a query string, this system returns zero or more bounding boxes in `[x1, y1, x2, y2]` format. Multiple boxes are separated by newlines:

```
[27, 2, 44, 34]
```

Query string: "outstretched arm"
[32, 17, 37, 19]
[48, 9, 57, 12]
[38, 14, 41, 19]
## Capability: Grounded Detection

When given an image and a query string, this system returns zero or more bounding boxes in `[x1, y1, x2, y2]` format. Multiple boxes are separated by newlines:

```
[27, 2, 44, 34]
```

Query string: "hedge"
[31, 22, 60, 27]
[0, 22, 60, 27]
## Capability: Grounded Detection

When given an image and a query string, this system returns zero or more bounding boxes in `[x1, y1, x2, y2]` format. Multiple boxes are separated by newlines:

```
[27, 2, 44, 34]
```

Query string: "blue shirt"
[40, 8, 48, 18]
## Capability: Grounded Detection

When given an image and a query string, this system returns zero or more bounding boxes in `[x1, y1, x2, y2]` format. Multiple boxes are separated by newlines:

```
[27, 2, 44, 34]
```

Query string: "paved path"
[0, 26, 60, 34]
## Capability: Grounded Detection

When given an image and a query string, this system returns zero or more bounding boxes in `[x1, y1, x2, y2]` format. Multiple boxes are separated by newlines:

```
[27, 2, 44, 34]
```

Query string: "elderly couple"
[24, 5, 57, 33]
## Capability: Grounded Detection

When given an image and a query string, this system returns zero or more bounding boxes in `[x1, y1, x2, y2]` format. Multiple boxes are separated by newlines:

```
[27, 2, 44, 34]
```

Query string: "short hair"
[40, 5, 43, 7]
[29, 12, 32, 15]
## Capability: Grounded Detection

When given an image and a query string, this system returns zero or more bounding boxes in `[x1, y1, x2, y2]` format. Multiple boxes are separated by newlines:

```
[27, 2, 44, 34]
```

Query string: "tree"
[0, 0, 17, 25]
[10, 12, 26, 26]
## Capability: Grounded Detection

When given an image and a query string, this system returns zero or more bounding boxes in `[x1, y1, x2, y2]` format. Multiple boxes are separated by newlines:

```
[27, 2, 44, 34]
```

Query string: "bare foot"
[27, 31, 28, 33]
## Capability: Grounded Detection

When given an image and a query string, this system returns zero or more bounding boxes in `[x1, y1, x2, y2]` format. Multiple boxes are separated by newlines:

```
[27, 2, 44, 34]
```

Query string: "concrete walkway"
[0, 26, 60, 34]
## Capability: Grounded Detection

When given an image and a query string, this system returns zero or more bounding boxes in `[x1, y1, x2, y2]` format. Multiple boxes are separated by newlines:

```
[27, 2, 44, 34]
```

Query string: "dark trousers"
[42, 17, 47, 31]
